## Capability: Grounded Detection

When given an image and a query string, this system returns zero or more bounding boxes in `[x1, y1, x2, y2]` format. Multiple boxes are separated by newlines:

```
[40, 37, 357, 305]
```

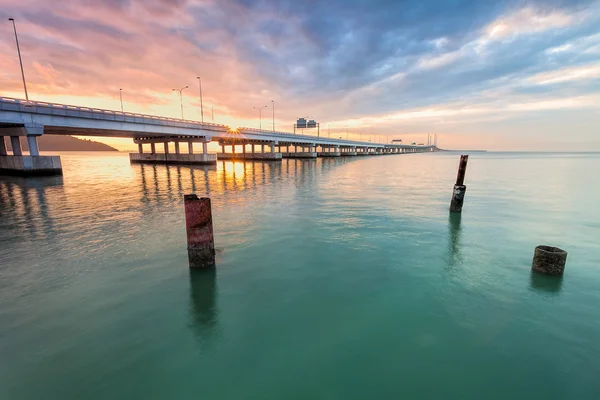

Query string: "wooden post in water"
[449, 155, 468, 212]
[184, 194, 215, 268]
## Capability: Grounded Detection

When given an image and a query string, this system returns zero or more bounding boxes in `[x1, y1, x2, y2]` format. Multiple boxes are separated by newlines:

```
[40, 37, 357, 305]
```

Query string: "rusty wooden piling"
[449, 155, 468, 212]
[184, 194, 215, 268]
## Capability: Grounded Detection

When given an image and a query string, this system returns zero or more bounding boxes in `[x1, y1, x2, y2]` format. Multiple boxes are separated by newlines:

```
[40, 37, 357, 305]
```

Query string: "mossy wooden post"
[450, 155, 468, 212]
[184, 194, 215, 268]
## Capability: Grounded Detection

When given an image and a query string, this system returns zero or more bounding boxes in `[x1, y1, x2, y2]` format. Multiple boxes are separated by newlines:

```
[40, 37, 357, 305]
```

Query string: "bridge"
[0, 97, 437, 175]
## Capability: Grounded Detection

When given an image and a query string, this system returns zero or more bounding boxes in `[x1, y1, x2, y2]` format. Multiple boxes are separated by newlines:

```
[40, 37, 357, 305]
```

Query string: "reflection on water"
[0, 176, 64, 242]
[529, 270, 563, 294]
[446, 212, 462, 271]
[189, 269, 218, 343]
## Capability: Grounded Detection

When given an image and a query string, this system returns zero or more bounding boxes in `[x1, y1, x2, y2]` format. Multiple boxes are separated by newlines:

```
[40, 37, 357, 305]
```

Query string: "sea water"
[1, 151, 599, 399]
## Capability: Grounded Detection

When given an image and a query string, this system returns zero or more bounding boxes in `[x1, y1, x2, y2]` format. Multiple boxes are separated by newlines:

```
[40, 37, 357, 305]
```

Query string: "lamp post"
[271, 100, 275, 131]
[172, 85, 188, 119]
[254, 105, 267, 130]
[119, 88, 123, 113]
[196, 77, 204, 123]
[211, 105, 214, 121]
[8, 18, 28, 100]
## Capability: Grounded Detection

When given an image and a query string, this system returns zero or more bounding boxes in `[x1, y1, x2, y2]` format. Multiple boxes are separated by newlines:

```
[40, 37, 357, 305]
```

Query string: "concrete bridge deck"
[0, 97, 437, 175]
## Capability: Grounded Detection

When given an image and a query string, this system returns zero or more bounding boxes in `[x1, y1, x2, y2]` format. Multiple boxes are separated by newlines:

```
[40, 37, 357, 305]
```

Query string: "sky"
[1, 0, 599, 151]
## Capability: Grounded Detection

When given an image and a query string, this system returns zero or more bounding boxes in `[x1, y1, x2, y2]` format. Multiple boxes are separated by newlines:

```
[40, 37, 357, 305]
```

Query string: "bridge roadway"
[0, 97, 436, 175]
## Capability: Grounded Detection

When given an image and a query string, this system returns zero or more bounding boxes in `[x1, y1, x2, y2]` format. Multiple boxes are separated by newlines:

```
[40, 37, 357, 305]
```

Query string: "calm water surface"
[1, 151, 599, 399]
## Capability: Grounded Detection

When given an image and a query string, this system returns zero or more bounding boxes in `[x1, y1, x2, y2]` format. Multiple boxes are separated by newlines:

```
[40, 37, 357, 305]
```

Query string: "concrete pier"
[318, 146, 341, 157]
[217, 141, 282, 161]
[281, 152, 317, 158]
[340, 147, 357, 156]
[0, 125, 62, 176]
[218, 152, 282, 161]
[0, 155, 63, 176]
[130, 137, 217, 165]
[129, 153, 216, 165]
[280, 144, 317, 158]
[184, 194, 215, 269]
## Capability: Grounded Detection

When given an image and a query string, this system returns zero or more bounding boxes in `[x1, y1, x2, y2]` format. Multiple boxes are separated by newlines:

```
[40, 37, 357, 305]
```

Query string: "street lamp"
[8, 18, 28, 100]
[254, 105, 267, 130]
[271, 100, 275, 131]
[211, 105, 214, 121]
[172, 85, 188, 119]
[196, 77, 204, 123]
[119, 88, 123, 113]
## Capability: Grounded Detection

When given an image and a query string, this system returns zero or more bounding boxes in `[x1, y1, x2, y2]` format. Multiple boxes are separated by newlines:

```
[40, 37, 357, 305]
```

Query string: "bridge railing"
[237, 127, 388, 147]
[237, 127, 430, 148]
[1, 97, 433, 149]
[0, 96, 230, 131]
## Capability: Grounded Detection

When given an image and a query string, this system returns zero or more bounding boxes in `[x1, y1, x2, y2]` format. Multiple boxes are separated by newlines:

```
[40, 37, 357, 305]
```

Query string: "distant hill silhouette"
[6, 135, 118, 152]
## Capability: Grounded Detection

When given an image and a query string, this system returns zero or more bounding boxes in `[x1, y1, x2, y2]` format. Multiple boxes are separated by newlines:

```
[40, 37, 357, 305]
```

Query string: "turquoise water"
[1, 151, 599, 399]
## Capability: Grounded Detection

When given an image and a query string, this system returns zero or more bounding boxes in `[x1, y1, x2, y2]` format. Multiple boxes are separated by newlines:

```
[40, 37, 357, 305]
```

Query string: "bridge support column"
[202, 142, 208, 155]
[138, 143, 143, 153]
[281, 143, 317, 159]
[318, 145, 341, 157]
[27, 136, 40, 156]
[217, 141, 281, 161]
[341, 147, 357, 156]
[0, 137, 7, 156]
[0, 125, 62, 176]
[10, 137, 22, 156]
[130, 137, 216, 165]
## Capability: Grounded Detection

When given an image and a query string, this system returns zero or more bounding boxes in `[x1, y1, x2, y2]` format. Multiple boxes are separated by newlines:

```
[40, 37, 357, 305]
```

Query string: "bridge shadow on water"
[188, 268, 219, 344]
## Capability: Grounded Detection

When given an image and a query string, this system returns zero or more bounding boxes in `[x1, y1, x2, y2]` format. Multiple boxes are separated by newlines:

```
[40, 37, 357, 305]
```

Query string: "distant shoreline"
[6, 135, 118, 152]
[439, 149, 487, 152]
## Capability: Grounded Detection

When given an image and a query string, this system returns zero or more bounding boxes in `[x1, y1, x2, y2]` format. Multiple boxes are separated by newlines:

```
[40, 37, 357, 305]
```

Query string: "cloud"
[528, 63, 600, 85]
[0, 0, 599, 150]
